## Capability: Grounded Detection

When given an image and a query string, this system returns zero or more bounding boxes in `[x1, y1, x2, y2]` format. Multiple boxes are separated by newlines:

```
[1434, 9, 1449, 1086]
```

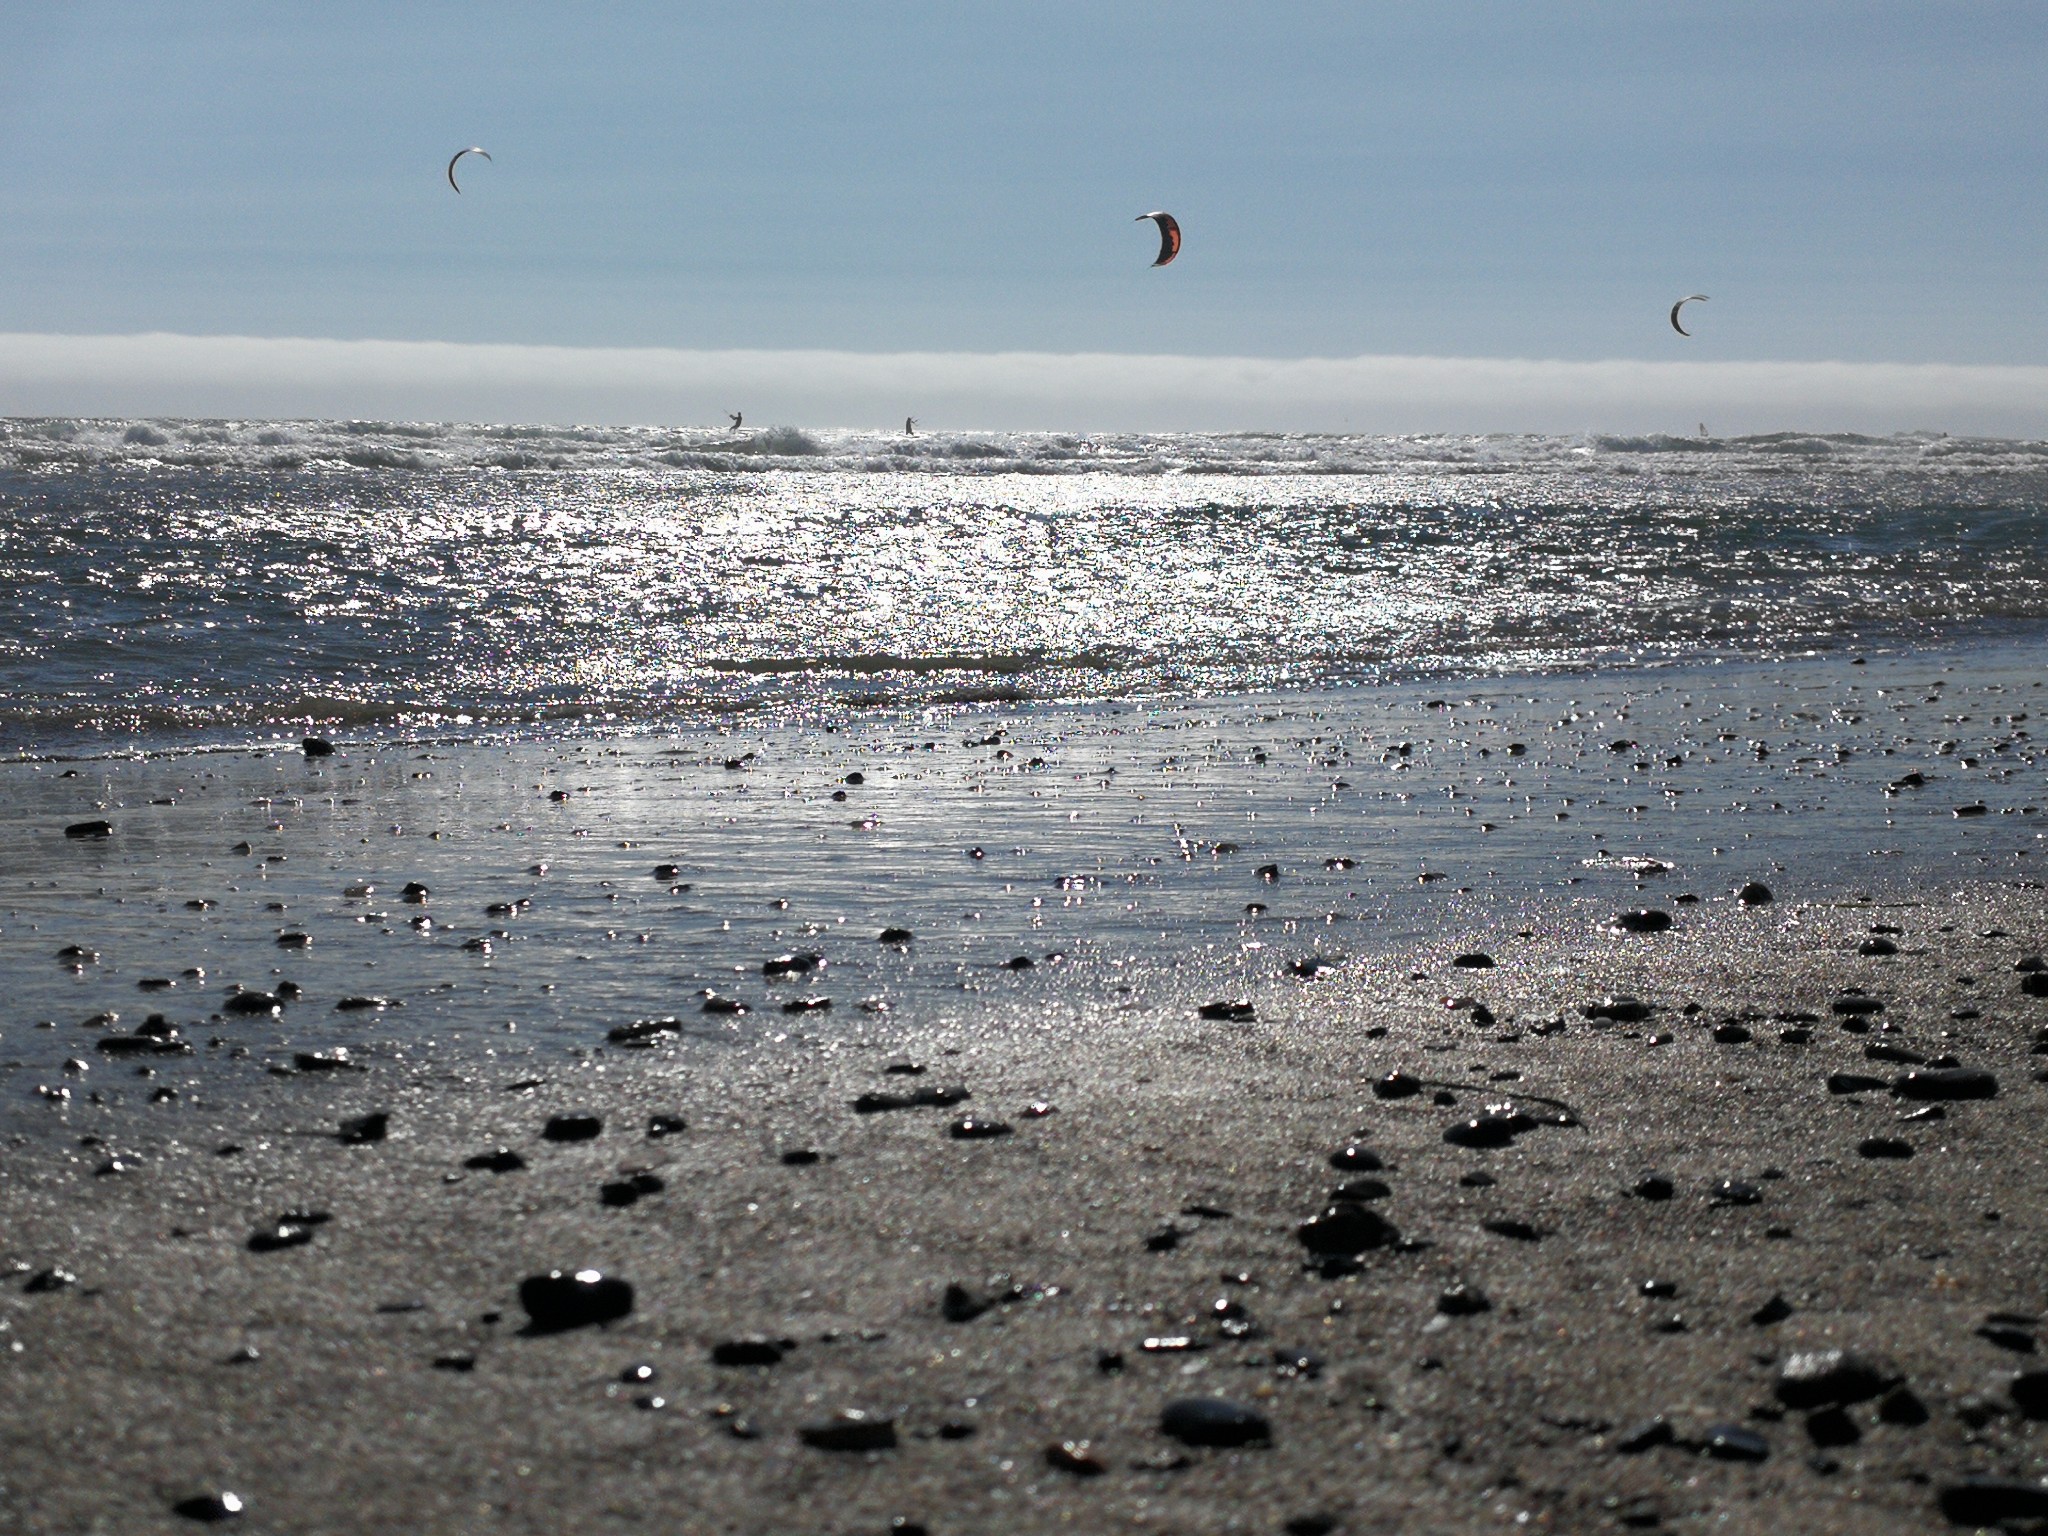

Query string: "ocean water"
[4, 417, 2048, 755]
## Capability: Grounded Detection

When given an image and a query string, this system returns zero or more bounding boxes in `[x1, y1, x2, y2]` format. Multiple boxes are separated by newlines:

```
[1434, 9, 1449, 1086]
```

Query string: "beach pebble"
[302, 737, 336, 756]
[1044, 1440, 1107, 1476]
[1751, 1295, 1794, 1325]
[1159, 1397, 1272, 1448]
[1633, 1174, 1675, 1201]
[64, 819, 113, 839]
[542, 1112, 603, 1142]
[1858, 1135, 1914, 1159]
[1331, 1177, 1390, 1201]
[334, 995, 388, 1011]
[23, 1267, 78, 1293]
[1736, 882, 1774, 905]
[1709, 1179, 1762, 1205]
[2009, 1371, 2048, 1419]
[1893, 1067, 1997, 1101]
[1611, 909, 1673, 933]
[1700, 1423, 1769, 1461]
[878, 927, 914, 944]
[337, 1112, 389, 1145]
[711, 1337, 787, 1366]
[1831, 994, 1884, 1017]
[1775, 1349, 1897, 1409]
[948, 1115, 1012, 1139]
[1858, 937, 1899, 956]
[171, 1491, 245, 1522]
[1481, 1217, 1544, 1242]
[1615, 1418, 1674, 1454]
[463, 1148, 526, 1172]
[518, 1269, 633, 1332]
[1296, 1202, 1397, 1255]
[798, 1410, 897, 1452]
[1583, 995, 1652, 1022]
[293, 1049, 358, 1073]
[1371, 1071, 1421, 1099]
[1451, 953, 1495, 969]
[223, 991, 283, 1016]
[599, 1172, 665, 1207]
[2022, 973, 2048, 998]
[1328, 1144, 1383, 1172]
[1827, 1072, 1888, 1094]
[1444, 1115, 1518, 1149]
[247, 1220, 319, 1253]
[1938, 1479, 2048, 1525]
[1437, 1283, 1492, 1316]
[1877, 1386, 1929, 1425]
[646, 1114, 688, 1137]
[1198, 1000, 1255, 1021]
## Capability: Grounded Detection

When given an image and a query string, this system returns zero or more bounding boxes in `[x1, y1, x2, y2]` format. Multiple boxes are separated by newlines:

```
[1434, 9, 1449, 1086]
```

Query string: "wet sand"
[5, 655, 2048, 1534]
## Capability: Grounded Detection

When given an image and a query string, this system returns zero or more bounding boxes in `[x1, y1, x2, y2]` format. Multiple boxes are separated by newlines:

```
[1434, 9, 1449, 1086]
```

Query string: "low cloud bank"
[3, 330, 2045, 436]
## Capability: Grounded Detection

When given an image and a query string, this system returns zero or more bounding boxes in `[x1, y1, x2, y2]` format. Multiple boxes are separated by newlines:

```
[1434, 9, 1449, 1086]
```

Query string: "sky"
[1, 2, 2045, 430]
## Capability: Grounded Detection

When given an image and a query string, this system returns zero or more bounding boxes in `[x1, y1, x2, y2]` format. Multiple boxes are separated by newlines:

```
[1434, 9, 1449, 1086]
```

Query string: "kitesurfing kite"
[446, 147, 492, 193]
[1136, 211, 1181, 268]
[1669, 294, 1709, 336]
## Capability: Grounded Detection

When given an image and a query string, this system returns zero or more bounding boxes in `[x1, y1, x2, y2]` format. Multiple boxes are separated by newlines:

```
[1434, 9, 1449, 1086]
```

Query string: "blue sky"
[1, 3, 2044, 426]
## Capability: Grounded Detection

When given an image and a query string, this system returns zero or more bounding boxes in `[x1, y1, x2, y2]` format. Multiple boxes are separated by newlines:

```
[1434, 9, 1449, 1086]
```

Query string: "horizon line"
[4, 329, 2047, 436]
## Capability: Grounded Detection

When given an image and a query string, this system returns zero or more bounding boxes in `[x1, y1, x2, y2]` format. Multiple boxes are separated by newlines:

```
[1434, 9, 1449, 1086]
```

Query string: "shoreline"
[4, 651, 2048, 1532]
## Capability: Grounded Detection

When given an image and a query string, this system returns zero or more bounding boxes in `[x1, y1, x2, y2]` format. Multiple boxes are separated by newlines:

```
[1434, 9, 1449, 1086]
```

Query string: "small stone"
[518, 1269, 633, 1332]
[1481, 1218, 1544, 1242]
[1198, 1000, 1255, 1021]
[1858, 1135, 1913, 1159]
[1633, 1173, 1675, 1201]
[1709, 1179, 1762, 1206]
[2011, 1371, 2048, 1419]
[247, 1220, 318, 1253]
[1750, 1295, 1794, 1326]
[1804, 1406, 1860, 1447]
[1332, 1178, 1390, 1201]
[1700, 1423, 1769, 1461]
[542, 1112, 603, 1142]
[1451, 953, 1495, 969]
[1611, 910, 1673, 934]
[171, 1492, 245, 1522]
[1736, 882, 1774, 905]
[1876, 1386, 1928, 1426]
[302, 737, 336, 756]
[646, 1114, 687, 1137]
[1436, 1283, 1491, 1316]
[65, 819, 113, 839]
[337, 1112, 389, 1144]
[1159, 1397, 1272, 1448]
[464, 1148, 525, 1172]
[1044, 1439, 1107, 1476]
[1371, 1071, 1421, 1099]
[798, 1410, 897, 1452]
[23, 1267, 77, 1293]
[1328, 1144, 1383, 1172]
[1296, 1203, 1396, 1255]
[1831, 994, 1884, 1017]
[1938, 1479, 2048, 1525]
[1775, 1349, 1896, 1409]
[948, 1115, 1012, 1139]
[711, 1337, 786, 1366]
[223, 991, 283, 1015]
[1444, 1115, 1517, 1149]
[1826, 1073, 1888, 1094]
[878, 927, 914, 944]
[1615, 1417, 1673, 1454]
[1892, 1067, 1997, 1101]
[1712, 1023, 1752, 1044]
[432, 1353, 476, 1371]
[292, 1049, 357, 1073]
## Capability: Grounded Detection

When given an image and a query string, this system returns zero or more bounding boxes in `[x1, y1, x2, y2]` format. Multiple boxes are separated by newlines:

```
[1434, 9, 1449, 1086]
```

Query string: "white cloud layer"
[3, 330, 2046, 437]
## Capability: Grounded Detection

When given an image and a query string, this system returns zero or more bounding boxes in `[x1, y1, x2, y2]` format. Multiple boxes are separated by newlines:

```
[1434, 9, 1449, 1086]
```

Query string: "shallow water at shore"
[4, 642, 2043, 1142]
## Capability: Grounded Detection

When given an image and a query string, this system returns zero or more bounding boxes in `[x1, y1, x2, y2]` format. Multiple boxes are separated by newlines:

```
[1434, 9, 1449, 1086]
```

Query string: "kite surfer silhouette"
[905, 417, 916, 435]
[728, 412, 743, 431]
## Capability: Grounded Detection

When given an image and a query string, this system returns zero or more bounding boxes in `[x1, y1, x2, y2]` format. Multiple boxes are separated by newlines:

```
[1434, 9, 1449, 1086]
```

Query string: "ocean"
[4, 418, 2047, 757]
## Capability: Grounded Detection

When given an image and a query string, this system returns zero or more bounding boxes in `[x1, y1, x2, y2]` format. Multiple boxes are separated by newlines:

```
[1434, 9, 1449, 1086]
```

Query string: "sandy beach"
[4, 653, 2048, 1533]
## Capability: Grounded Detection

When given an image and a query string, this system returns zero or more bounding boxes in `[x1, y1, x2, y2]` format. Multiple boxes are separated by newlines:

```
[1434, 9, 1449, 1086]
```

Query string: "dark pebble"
[1893, 1068, 1997, 1101]
[1482, 1218, 1544, 1242]
[1876, 1386, 1929, 1426]
[1712, 1023, 1752, 1044]
[878, 927, 914, 944]
[247, 1221, 317, 1253]
[647, 1114, 688, 1137]
[542, 1112, 603, 1142]
[1437, 1283, 1492, 1316]
[463, 1148, 526, 1173]
[337, 1112, 389, 1145]
[334, 996, 388, 1011]
[293, 1049, 358, 1073]
[1864, 1042, 1924, 1065]
[1328, 1144, 1383, 1172]
[1198, 1000, 1256, 1021]
[1583, 995, 1653, 1022]
[798, 1410, 897, 1452]
[518, 1269, 633, 1333]
[599, 1173, 665, 1207]
[1751, 1295, 1794, 1326]
[1451, 953, 1495, 969]
[431, 1353, 475, 1372]
[948, 1115, 1012, 1139]
[1827, 1073, 1888, 1094]
[1444, 1115, 1517, 1149]
[1611, 909, 1673, 934]
[1858, 1136, 1914, 1159]
[701, 995, 748, 1015]
[1044, 1440, 1107, 1477]
[23, 1267, 78, 1293]
[1710, 1179, 1762, 1205]
[1736, 882, 1774, 905]
[711, 1337, 787, 1367]
[1775, 1349, 1897, 1409]
[1858, 937, 1899, 956]
[1371, 1071, 1421, 1099]
[762, 951, 823, 978]
[782, 996, 832, 1013]
[223, 991, 283, 1016]
[1296, 1202, 1397, 1255]
[2011, 1371, 2048, 1419]
[302, 737, 336, 756]
[171, 1492, 245, 1522]
[1701, 1423, 1769, 1461]
[1615, 1417, 1673, 1454]
[1939, 1479, 2048, 1525]
[1159, 1397, 1272, 1448]
[1831, 994, 1884, 1017]
[781, 1149, 822, 1165]
[1980, 1323, 2038, 1353]
[64, 819, 113, 839]
[1331, 1178, 1390, 1201]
